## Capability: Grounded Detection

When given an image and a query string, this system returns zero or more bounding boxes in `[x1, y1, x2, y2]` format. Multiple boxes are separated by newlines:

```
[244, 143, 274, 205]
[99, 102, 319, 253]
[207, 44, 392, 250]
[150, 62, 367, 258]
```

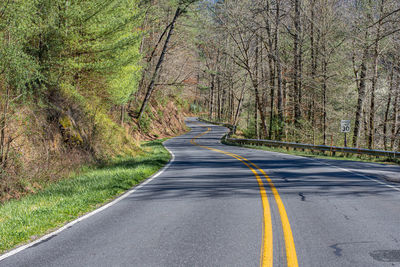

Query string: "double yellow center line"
[190, 126, 298, 267]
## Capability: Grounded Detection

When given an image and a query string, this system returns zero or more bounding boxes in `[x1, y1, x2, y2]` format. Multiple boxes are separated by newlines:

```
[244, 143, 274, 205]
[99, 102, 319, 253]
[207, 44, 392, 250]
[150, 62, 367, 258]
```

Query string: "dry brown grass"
[0, 97, 189, 203]
[0, 105, 94, 203]
[130, 99, 189, 141]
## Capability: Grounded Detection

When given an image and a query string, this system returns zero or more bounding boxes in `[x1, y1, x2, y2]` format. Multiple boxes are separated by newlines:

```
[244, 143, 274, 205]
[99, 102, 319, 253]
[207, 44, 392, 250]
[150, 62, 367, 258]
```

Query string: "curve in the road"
[4, 118, 399, 266]
[190, 126, 273, 267]
[191, 124, 299, 267]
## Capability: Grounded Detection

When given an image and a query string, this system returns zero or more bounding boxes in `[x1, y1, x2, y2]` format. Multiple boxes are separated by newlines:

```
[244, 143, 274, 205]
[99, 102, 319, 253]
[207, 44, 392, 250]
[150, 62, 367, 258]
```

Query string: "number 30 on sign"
[341, 120, 351, 133]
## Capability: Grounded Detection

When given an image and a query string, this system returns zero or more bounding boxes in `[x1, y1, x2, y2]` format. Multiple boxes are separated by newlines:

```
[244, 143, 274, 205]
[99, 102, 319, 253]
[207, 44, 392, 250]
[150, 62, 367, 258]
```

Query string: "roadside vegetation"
[0, 139, 170, 254]
[0, 0, 194, 202]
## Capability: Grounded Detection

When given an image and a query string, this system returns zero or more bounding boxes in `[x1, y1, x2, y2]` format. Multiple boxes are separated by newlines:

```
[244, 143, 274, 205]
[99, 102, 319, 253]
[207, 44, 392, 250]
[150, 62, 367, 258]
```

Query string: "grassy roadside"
[0, 139, 170, 254]
[223, 140, 400, 165]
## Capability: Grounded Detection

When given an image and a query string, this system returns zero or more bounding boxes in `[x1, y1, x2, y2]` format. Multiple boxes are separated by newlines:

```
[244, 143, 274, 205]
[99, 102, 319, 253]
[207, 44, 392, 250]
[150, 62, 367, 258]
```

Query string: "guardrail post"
[330, 135, 335, 156]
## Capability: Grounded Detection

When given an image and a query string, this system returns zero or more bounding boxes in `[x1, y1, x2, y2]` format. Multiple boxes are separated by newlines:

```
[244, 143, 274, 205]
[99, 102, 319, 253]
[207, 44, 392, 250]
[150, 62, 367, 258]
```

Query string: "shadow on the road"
[127, 156, 263, 201]
[127, 121, 400, 201]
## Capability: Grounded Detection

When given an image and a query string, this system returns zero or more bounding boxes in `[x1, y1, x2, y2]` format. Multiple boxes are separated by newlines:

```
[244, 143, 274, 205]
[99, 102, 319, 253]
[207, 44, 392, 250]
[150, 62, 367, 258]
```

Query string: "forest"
[0, 0, 400, 200]
[196, 0, 400, 151]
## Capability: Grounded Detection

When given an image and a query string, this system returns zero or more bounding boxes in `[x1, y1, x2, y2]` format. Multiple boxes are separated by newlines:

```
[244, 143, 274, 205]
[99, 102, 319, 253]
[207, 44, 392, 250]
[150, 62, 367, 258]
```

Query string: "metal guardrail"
[226, 138, 400, 158]
[198, 118, 400, 158]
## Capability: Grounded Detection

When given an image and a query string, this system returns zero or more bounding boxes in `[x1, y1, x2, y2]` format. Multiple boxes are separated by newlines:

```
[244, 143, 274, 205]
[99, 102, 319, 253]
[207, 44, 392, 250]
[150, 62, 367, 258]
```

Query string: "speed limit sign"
[341, 120, 351, 133]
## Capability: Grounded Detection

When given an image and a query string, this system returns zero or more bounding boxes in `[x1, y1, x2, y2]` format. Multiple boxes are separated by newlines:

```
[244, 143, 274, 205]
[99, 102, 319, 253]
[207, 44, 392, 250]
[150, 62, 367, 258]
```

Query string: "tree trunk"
[0, 85, 10, 167]
[230, 83, 234, 122]
[234, 86, 246, 126]
[293, 0, 301, 127]
[252, 78, 268, 138]
[217, 74, 221, 120]
[252, 41, 268, 138]
[255, 96, 259, 138]
[321, 15, 328, 146]
[275, 0, 283, 140]
[264, 1, 275, 139]
[322, 59, 327, 146]
[367, 0, 383, 149]
[120, 105, 125, 125]
[352, 45, 368, 147]
[363, 108, 369, 147]
[221, 83, 226, 121]
[209, 74, 215, 120]
[391, 74, 399, 150]
[310, 0, 317, 144]
[268, 58, 275, 139]
[283, 78, 288, 140]
[137, 7, 181, 122]
[383, 66, 394, 150]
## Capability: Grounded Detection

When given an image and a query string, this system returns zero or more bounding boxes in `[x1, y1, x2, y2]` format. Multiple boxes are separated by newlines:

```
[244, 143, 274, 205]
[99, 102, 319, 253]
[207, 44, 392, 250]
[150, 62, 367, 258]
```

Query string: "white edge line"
[308, 157, 400, 192]
[0, 142, 175, 262]
[238, 141, 400, 192]
[267, 148, 400, 192]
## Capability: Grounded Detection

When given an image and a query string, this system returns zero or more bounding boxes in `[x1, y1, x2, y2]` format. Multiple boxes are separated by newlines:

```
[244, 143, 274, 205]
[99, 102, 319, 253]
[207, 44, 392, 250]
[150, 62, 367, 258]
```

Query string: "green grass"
[0, 139, 170, 254]
[223, 139, 400, 165]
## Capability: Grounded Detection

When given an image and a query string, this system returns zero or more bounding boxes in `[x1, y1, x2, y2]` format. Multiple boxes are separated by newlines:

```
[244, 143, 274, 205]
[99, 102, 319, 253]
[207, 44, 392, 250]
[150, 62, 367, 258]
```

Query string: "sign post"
[340, 120, 351, 147]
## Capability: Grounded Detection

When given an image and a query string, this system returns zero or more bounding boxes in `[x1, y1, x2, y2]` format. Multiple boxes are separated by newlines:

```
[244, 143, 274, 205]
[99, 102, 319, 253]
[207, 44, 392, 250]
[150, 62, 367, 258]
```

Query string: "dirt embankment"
[131, 100, 189, 141]
[0, 99, 189, 203]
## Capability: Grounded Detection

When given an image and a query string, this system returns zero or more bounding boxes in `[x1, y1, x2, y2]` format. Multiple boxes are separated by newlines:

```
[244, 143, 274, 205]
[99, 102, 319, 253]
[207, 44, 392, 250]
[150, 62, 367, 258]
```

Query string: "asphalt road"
[2, 117, 400, 267]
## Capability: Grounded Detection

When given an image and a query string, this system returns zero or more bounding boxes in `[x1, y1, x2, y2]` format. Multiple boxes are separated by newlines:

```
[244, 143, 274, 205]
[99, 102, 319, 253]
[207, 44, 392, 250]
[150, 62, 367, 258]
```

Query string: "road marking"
[190, 127, 273, 267]
[0, 142, 176, 262]
[309, 158, 400, 193]
[254, 146, 400, 193]
[191, 124, 299, 267]
[240, 159, 299, 267]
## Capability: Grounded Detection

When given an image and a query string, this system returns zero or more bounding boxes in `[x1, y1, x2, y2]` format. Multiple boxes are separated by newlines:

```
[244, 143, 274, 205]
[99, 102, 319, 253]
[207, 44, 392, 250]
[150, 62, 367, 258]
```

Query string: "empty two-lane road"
[2, 117, 400, 267]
